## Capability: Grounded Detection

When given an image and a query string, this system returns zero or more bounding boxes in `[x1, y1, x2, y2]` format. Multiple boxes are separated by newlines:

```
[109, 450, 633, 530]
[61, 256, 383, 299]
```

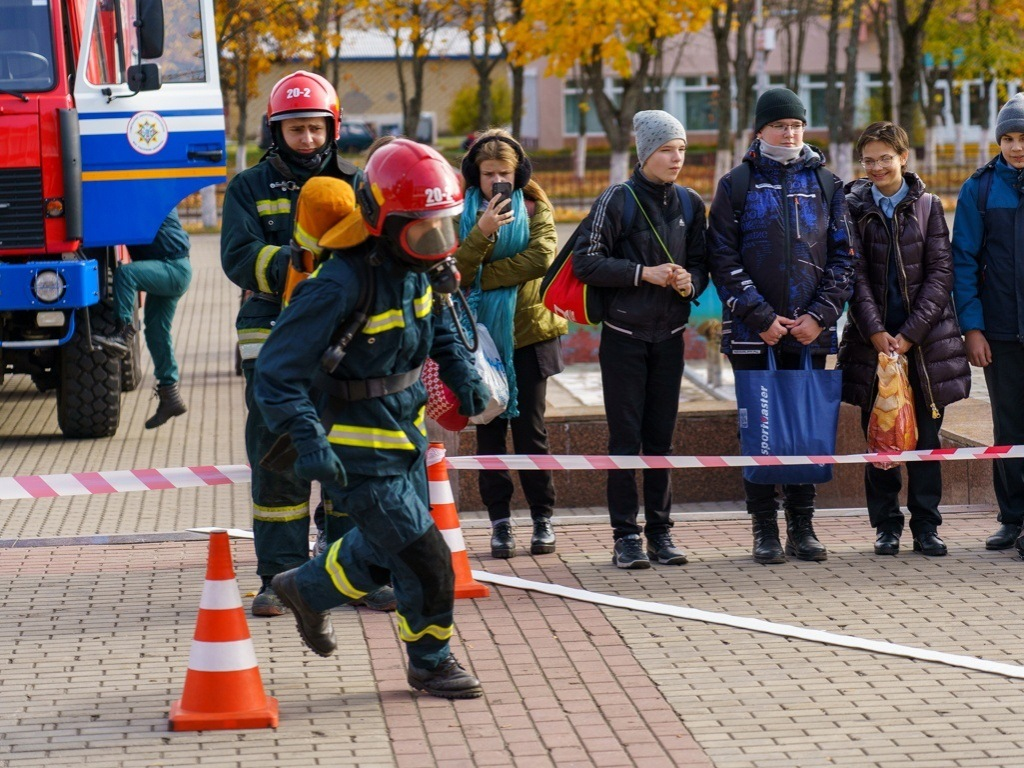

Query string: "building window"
[668, 76, 719, 131]
[563, 78, 623, 135]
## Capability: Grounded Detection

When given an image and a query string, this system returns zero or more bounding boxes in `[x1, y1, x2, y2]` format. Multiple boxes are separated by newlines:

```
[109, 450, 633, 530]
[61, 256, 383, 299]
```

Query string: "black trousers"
[984, 340, 1024, 526]
[476, 342, 557, 523]
[599, 327, 684, 540]
[861, 360, 943, 535]
[728, 347, 824, 515]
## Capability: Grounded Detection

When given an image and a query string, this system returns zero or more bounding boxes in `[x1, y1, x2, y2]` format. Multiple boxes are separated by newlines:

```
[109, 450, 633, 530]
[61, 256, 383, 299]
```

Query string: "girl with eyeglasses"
[837, 121, 970, 557]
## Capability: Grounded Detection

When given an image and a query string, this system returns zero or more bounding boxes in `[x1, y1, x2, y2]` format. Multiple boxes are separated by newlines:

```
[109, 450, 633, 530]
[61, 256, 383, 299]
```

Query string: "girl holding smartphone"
[454, 129, 567, 559]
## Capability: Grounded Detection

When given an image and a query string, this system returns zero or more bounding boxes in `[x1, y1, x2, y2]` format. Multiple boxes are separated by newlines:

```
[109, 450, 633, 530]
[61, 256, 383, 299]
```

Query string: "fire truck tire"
[120, 303, 143, 392]
[56, 310, 122, 439]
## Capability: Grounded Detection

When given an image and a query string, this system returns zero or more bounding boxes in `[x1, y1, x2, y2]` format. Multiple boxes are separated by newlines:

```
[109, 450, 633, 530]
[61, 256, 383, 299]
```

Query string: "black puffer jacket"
[572, 166, 708, 343]
[837, 173, 970, 412]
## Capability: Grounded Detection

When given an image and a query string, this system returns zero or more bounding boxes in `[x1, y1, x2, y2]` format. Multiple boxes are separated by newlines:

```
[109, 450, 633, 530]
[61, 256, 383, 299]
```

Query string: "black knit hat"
[754, 88, 806, 133]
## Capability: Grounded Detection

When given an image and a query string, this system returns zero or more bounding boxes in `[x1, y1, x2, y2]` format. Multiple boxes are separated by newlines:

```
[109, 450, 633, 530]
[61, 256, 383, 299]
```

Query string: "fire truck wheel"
[56, 310, 121, 439]
[119, 303, 143, 392]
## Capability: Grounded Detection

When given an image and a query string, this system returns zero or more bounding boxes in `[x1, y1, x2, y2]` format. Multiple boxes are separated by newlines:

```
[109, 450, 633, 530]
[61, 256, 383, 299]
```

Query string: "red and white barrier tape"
[2, 446, 1022, 501]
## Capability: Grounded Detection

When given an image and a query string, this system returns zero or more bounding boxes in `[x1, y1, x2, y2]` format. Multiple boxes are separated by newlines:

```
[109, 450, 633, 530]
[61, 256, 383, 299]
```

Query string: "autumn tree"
[451, 0, 508, 131]
[507, 0, 710, 182]
[710, 0, 755, 178]
[824, 0, 866, 182]
[216, 0, 313, 170]
[353, 0, 456, 138]
[894, 0, 939, 135]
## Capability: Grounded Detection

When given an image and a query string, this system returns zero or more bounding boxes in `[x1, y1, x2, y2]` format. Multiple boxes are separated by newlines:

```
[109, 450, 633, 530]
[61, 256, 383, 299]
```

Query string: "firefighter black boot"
[751, 512, 786, 564]
[784, 509, 828, 561]
[145, 382, 187, 429]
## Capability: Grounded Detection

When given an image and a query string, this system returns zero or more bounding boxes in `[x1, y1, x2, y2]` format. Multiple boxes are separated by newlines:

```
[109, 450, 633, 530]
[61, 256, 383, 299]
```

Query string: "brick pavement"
[3, 234, 1024, 767]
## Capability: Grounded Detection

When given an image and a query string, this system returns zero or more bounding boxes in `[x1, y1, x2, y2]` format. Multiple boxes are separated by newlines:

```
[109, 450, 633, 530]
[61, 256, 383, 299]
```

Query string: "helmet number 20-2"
[286, 88, 312, 99]
[425, 187, 453, 207]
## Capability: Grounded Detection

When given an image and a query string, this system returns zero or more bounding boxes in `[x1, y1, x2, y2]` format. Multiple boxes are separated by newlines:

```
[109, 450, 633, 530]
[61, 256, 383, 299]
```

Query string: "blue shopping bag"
[734, 347, 842, 485]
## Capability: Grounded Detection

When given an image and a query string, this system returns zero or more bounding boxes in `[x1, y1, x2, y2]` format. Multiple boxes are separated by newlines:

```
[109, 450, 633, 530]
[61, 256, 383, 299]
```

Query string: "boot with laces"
[784, 509, 828, 561]
[490, 520, 516, 558]
[752, 513, 786, 564]
[407, 653, 483, 699]
[530, 518, 556, 554]
[145, 382, 187, 429]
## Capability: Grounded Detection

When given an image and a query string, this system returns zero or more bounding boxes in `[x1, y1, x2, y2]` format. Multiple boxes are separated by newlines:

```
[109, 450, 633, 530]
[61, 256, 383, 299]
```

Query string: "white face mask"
[759, 141, 803, 165]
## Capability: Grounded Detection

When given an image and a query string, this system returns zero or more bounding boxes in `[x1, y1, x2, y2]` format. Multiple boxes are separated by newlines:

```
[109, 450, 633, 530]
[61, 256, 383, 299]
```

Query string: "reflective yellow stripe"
[237, 328, 271, 344]
[327, 423, 417, 451]
[255, 245, 280, 293]
[363, 307, 404, 334]
[413, 287, 432, 318]
[82, 166, 224, 182]
[256, 198, 291, 216]
[253, 501, 310, 523]
[324, 538, 367, 600]
[396, 612, 453, 643]
[293, 223, 323, 257]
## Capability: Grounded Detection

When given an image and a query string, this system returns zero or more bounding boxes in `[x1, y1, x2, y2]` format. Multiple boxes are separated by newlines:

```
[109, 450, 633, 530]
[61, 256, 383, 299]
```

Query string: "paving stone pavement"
[2, 234, 1023, 768]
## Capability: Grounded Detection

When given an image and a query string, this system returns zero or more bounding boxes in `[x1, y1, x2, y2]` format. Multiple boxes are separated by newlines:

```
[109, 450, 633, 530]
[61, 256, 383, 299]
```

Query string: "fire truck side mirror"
[135, 0, 165, 59]
[127, 62, 161, 93]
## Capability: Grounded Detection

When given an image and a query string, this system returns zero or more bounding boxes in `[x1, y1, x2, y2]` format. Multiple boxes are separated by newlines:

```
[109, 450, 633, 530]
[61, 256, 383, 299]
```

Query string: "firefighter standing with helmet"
[220, 71, 393, 617]
[255, 139, 491, 699]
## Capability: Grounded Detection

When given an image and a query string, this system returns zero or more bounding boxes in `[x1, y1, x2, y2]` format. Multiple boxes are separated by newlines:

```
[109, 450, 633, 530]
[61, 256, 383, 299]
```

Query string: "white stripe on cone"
[200, 579, 244, 610]
[187, 639, 260, 672]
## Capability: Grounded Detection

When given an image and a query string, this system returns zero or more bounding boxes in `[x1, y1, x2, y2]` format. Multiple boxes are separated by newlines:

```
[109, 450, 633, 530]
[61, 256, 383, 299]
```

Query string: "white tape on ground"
[472, 570, 1024, 681]
[193, 528, 1024, 679]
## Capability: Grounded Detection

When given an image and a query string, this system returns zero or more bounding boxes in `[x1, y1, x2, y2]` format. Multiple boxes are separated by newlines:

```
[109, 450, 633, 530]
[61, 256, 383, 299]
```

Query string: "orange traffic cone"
[426, 442, 489, 599]
[169, 530, 279, 731]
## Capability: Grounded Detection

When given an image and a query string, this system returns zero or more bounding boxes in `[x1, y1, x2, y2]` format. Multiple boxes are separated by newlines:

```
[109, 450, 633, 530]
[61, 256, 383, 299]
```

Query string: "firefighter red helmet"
[356, 139, 464, 264]
[267, 71, 341, 140]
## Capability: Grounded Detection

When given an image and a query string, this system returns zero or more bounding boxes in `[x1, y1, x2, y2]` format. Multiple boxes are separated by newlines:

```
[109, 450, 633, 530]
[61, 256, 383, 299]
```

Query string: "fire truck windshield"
[0, 0, 56, 92]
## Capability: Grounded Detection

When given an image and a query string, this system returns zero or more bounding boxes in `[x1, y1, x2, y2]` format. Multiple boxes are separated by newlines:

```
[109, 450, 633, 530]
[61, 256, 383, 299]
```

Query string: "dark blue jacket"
[952, 155, 1024, 341]
[708, 141, 855, 355]
[253, 246, 481, 477]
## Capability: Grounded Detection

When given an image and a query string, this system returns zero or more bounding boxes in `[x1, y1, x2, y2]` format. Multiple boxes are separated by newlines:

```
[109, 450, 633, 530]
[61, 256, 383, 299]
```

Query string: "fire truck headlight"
[33, 270, 66, 304]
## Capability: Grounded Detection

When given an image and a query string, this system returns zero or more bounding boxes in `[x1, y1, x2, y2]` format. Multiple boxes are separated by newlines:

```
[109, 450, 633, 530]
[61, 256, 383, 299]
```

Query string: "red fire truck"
[0, 0, 225, 437]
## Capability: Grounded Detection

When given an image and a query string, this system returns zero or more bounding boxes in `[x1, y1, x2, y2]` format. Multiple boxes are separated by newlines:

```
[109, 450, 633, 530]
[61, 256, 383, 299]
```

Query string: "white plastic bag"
[468, 324, 510, 425]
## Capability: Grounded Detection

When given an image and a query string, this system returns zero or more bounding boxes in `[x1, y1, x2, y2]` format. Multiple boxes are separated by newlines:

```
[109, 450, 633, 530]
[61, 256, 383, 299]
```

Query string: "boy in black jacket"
[573, 110, 709, 569]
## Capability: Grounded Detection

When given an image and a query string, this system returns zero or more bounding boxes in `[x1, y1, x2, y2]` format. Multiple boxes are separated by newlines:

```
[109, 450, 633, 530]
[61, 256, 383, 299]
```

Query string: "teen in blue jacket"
[708, 88, 855, 565]
[952, 92, 1024, 556]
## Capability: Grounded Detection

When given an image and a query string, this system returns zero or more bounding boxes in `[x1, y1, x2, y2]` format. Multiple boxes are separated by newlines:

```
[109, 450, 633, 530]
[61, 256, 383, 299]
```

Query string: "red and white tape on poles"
[2, 446, 1024, 501]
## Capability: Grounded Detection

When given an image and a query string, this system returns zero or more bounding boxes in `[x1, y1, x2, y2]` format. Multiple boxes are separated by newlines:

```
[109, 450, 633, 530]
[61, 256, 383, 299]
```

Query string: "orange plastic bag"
[867, 353, 918, 469]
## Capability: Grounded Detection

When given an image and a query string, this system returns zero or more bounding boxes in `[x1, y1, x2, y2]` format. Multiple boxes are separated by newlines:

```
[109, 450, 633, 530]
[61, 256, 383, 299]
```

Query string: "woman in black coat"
[838, 121, 970, 557]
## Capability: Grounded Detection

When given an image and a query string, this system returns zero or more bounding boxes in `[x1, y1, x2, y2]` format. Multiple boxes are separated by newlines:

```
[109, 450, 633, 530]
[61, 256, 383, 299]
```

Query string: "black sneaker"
[612, 534, 651, 569]
[646, 532, 688, 565]
[407, 654, 483, 699]
[271, 568, 337, 657]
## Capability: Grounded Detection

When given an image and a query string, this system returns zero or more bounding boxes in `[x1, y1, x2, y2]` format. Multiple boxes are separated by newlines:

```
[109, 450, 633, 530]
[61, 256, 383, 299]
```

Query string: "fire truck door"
[73, 0, 226, 247]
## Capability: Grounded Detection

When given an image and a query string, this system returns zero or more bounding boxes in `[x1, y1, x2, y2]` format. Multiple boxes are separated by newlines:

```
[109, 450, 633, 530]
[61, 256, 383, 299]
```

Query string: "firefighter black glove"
[290, 421, 347, 485]
[456, 378, 491, 418]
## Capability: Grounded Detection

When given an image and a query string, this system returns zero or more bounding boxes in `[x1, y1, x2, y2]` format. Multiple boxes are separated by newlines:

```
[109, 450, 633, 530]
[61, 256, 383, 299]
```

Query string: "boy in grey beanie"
[633, 110, 687, 166]
[995, 92, 1024, 142]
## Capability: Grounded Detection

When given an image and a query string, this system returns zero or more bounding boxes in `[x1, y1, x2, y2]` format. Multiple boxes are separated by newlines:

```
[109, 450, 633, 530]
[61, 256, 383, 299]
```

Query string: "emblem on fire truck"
[126, 111, 169, 155]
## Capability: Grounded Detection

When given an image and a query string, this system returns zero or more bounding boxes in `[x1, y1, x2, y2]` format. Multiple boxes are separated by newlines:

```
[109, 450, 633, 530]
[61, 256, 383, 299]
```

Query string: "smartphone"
[491, 181, 513, 210]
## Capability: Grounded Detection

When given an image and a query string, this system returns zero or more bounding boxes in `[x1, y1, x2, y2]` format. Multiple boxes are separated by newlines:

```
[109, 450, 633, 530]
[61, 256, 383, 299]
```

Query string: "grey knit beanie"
[996, 93, 1024, 141]
[633, 110, 687, 166]
[754, 88, 806, 132]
